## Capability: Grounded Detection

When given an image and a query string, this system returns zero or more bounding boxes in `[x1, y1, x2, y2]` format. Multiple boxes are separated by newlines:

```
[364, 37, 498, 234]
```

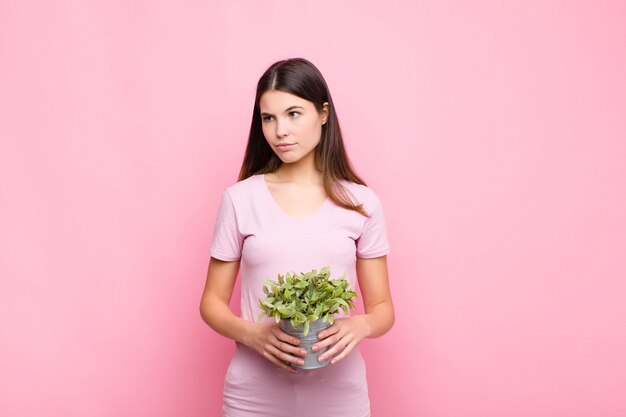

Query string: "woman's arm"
[311, 255, 394, 364]
[355, 255, 395, 337]
[199, 257, 307, 373]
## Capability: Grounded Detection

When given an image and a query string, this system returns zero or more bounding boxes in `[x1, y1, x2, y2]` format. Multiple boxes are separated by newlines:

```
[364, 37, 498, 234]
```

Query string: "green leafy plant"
[257, 266, 358, 336]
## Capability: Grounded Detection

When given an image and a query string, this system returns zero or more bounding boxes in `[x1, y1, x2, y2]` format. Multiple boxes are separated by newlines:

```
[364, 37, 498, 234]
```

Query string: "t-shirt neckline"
[258, 174, 331, 221]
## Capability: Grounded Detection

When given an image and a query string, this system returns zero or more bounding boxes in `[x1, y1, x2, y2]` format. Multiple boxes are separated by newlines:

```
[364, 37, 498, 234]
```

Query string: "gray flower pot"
[280, 319, 332, 370]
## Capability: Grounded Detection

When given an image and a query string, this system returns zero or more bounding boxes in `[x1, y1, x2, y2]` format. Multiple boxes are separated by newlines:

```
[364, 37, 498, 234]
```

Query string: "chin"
[277, 155, 301, 164]
[279, 158, 301, 165]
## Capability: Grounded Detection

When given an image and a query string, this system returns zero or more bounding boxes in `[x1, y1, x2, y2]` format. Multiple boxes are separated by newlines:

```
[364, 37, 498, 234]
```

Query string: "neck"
[275, 153, 322, 185]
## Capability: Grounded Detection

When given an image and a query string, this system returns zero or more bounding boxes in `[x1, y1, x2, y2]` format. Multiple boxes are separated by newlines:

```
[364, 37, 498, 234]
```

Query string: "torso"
[219, 173, 379, 417]
[212, 172, 390, 323]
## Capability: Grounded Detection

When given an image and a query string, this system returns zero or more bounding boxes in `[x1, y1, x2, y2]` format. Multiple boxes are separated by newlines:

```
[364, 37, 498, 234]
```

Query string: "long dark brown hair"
[238, 57, 369, 217]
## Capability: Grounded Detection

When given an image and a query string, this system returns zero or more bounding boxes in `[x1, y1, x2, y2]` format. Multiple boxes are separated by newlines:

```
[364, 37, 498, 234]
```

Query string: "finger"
[266, 344, 306, 367]
[274, 328, 301, 346]
[317, 323, 340, 340]
[318, 334, 354, 363]
[272, 330, 306, 357]
[329, 340, 358, 365]
[276, 340, 308, 358]
[262, 349, 299, 374]
[312, 330, 343, 352]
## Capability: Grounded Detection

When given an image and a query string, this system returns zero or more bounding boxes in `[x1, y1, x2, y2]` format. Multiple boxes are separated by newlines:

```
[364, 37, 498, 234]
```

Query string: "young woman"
[200, 58, 394, 417]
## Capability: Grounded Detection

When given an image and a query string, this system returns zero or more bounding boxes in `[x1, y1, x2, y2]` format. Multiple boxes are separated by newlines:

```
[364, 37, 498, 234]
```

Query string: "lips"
[276, 143, 295, 150]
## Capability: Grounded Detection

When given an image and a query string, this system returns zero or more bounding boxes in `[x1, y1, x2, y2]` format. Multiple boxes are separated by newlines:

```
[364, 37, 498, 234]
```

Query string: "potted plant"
[257, 266, 358, 369]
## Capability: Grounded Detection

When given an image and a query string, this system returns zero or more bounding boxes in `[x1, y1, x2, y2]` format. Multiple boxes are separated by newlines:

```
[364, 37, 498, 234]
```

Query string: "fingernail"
[298, 360, 304, 366]
[312, 345, 318, 352]
[318, 356, 325, 362]
[301, 350, 307, 356]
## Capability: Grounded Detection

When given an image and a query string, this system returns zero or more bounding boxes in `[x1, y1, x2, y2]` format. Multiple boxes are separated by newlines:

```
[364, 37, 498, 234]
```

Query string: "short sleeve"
[210, 190, 243, 261]
[356, 192, 391, 258]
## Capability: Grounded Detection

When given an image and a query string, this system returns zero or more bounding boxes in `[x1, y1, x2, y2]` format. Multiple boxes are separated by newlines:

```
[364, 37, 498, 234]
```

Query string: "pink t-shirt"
[209, 173, 390, 417]
[210, 173, 390, 322]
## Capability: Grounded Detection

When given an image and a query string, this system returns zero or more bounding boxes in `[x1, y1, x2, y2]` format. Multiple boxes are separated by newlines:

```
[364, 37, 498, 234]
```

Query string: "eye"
[288, 111, 301, 118]
[262, 115, 274, 122]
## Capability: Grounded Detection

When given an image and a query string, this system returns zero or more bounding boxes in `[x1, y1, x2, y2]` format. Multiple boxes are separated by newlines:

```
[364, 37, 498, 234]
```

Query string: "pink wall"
[1, 1, 625, 416]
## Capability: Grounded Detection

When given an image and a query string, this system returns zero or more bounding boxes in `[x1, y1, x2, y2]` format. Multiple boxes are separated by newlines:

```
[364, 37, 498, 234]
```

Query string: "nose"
[275, 118, 288, 138]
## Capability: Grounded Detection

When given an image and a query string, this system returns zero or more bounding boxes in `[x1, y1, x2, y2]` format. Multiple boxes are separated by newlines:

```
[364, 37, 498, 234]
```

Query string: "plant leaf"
[314, 304, 323, 317]
[294, 280, 309, 289]
[264, 279, 278, 287]
[277, 305, 295, 318]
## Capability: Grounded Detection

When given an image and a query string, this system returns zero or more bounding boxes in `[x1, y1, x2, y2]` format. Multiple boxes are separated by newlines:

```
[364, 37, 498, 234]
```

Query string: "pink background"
[1, 1, 625, 416]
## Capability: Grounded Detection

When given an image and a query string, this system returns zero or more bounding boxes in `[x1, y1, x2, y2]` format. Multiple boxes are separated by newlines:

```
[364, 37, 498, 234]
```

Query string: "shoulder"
[339, 180, 383, 211]
[221, 174, 262, 200]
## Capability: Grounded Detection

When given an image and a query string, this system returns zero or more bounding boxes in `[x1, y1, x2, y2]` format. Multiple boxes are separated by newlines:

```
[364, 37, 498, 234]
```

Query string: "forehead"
[259, 90, 314, 112]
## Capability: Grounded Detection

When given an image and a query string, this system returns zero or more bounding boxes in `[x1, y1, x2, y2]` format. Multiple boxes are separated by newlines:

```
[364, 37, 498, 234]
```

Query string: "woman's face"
[259, 90, 328, 165]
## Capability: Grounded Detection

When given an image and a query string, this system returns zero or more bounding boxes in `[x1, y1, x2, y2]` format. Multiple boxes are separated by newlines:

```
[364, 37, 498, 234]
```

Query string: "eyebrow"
[260, 105, 305, 117]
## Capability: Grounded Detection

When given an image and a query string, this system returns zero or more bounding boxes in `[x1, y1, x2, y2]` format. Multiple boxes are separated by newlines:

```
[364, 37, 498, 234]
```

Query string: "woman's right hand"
[245, 322, 307, 373]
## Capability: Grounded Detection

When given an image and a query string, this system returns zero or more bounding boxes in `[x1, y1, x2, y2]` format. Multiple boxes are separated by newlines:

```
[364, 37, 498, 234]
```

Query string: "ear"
[321, 102, 329, 125]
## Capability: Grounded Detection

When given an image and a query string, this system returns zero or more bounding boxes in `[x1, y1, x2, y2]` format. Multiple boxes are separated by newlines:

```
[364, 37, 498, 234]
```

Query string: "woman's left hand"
[311, 316, 371, 365]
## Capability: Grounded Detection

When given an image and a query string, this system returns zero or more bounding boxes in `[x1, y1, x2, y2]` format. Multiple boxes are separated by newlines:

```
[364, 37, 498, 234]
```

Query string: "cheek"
[312, 124, 323, 143]
[303, 120, 322, 141]
[261, 124, 272, 140]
